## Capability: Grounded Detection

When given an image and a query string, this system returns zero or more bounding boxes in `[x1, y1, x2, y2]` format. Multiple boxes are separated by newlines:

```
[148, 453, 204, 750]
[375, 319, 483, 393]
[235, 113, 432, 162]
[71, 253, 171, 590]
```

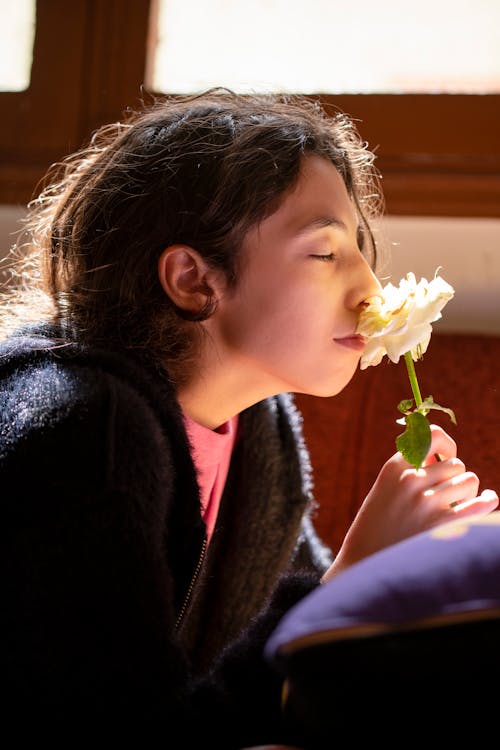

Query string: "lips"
[334, 334, 367, 351]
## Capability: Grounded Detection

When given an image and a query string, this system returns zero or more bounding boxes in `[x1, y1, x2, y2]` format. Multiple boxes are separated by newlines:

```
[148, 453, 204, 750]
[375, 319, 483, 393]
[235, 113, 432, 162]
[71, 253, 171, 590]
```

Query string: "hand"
[323, 424, 499, 581]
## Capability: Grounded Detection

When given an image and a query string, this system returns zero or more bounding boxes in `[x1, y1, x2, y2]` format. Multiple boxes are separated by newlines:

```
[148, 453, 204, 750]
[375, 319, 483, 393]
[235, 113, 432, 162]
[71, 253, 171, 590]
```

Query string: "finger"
[398, 457, 467, 494]
[422, 424, 457, 466]
[419, 456, 467, 484]
[422, 470, 480, 508]
[449, 489, 499, 516]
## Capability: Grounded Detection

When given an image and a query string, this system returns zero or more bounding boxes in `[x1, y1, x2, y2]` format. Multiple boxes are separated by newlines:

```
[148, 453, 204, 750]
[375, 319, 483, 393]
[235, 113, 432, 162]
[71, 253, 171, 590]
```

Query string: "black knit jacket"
[0, 324, 333, 746]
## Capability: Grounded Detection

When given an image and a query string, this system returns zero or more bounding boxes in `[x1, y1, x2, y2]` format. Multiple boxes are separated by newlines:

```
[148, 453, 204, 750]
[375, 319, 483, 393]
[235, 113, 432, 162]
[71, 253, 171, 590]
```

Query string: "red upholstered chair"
[295, 332, 500, 554]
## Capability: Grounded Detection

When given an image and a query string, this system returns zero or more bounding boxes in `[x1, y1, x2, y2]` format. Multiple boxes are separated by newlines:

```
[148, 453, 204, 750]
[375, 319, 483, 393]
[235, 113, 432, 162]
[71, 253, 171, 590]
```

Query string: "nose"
[348, 255, 382, 311]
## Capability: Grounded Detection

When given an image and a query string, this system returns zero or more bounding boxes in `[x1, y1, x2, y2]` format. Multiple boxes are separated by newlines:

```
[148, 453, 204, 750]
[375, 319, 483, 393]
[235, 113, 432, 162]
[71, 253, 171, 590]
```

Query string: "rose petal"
[356, 271, 454, 368]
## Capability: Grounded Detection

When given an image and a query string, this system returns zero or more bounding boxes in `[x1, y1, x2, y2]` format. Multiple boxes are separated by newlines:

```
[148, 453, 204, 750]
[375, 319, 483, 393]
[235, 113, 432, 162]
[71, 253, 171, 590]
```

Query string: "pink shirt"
[183, 414, 239, 543]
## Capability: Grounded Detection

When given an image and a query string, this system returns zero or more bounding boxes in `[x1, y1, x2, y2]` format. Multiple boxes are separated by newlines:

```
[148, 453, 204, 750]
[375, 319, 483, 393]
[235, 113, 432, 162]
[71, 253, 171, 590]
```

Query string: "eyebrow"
[297, 215, 365, 248]
[297, 216, 349, 233]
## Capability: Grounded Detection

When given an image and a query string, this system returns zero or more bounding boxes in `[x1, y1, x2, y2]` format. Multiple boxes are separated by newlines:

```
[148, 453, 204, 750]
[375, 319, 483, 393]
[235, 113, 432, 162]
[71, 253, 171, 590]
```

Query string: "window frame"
[0, 0, 498, 217]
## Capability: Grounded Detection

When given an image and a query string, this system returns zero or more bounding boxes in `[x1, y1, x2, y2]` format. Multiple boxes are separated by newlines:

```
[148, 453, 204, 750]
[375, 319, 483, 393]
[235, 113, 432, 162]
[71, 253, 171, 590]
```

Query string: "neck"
[176, 353, 284, 430]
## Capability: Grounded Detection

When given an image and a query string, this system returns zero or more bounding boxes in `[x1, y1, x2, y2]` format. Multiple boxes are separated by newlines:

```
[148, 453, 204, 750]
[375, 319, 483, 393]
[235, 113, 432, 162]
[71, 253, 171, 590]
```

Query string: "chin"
[311, 385, 347, 398]
[296, 378, 355, 399]
[316, 366, 360, 397]
[289, 363, 360, 399]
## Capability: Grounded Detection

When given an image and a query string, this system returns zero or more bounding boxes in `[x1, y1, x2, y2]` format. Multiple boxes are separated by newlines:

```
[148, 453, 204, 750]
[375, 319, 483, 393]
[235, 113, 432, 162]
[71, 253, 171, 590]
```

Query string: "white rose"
[357, 272, 455, 370]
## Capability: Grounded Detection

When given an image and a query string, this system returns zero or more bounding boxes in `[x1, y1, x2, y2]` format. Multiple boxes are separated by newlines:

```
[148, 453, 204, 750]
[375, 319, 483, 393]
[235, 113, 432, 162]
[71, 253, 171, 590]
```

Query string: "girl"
[0, 89, 496, 745]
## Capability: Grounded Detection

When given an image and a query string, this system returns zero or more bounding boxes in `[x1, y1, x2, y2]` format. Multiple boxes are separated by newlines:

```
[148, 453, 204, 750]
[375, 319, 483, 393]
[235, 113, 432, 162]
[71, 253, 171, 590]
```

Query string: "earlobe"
[158, 245, 217, 318]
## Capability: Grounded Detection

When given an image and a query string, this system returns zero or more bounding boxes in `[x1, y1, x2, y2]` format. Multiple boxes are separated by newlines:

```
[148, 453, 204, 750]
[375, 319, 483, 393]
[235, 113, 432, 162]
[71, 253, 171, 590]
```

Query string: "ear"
[158, 244, 218, 316]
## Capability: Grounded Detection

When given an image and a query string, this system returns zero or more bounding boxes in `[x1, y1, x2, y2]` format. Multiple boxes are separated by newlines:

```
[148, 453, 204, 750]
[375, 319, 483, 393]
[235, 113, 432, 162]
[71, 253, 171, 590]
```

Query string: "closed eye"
[310, 253, 336, 262]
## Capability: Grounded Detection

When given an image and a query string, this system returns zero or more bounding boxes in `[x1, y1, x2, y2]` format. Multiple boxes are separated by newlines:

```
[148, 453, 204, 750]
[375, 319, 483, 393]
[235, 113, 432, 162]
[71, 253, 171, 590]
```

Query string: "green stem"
[404, 351, 422, 407]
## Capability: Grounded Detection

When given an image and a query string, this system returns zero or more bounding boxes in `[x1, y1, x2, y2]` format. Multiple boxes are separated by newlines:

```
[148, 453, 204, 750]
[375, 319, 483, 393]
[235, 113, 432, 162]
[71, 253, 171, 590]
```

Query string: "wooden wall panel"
[0, 2, 498, 217]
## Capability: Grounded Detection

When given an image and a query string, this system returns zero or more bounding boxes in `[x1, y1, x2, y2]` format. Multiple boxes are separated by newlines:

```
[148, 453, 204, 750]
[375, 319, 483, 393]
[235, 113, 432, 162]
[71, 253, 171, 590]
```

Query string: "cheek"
[222, 275, 293, 330]
[218, 296, 307, 358]
[218, 269, 336, 353]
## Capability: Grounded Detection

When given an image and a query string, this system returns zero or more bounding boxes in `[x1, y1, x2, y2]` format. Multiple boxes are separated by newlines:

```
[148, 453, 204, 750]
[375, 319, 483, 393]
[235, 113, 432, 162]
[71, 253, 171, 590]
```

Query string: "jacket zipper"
[174, 537, 207, 631]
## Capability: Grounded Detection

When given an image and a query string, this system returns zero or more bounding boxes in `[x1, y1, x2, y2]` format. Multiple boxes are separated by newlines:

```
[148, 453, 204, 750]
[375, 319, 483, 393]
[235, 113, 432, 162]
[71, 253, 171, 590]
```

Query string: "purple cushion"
[266, 514, 500, 660]
[265, 514, 500, 745]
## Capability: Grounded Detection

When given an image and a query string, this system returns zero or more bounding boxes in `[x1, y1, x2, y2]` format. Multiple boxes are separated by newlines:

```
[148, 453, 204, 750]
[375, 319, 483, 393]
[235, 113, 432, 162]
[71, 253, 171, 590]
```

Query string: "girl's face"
[205, 154, 382, 400]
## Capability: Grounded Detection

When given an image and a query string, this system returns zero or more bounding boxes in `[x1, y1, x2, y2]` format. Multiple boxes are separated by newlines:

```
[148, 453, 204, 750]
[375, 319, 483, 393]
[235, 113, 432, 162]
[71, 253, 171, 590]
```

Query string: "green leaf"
[419, 396, 457, 425]
[397, 398, 414, 414]
[396, 411, 432, 470]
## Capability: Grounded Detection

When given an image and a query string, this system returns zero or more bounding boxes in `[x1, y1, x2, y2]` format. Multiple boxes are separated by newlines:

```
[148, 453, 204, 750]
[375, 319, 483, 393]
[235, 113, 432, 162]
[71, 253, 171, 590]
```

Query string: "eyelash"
[311, 253, 336, 262]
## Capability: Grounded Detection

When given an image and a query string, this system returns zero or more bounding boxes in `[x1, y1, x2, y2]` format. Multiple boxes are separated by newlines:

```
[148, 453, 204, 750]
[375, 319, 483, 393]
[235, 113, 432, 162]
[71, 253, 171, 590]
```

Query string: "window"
[0, 0, 498, 218]
[0, 1, 152, 206]
[152, 0, 500, 95]
[0, 0, 36, 92]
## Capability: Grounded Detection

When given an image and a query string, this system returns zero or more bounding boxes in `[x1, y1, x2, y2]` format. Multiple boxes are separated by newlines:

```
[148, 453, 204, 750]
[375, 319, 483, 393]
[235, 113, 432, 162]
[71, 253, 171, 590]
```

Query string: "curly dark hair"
[1, 88, 384, 378]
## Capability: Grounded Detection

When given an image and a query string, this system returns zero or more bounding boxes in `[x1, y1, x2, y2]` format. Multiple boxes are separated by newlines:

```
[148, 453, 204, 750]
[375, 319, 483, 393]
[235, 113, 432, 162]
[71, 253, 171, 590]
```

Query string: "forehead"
[261, 154, 357, 237]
